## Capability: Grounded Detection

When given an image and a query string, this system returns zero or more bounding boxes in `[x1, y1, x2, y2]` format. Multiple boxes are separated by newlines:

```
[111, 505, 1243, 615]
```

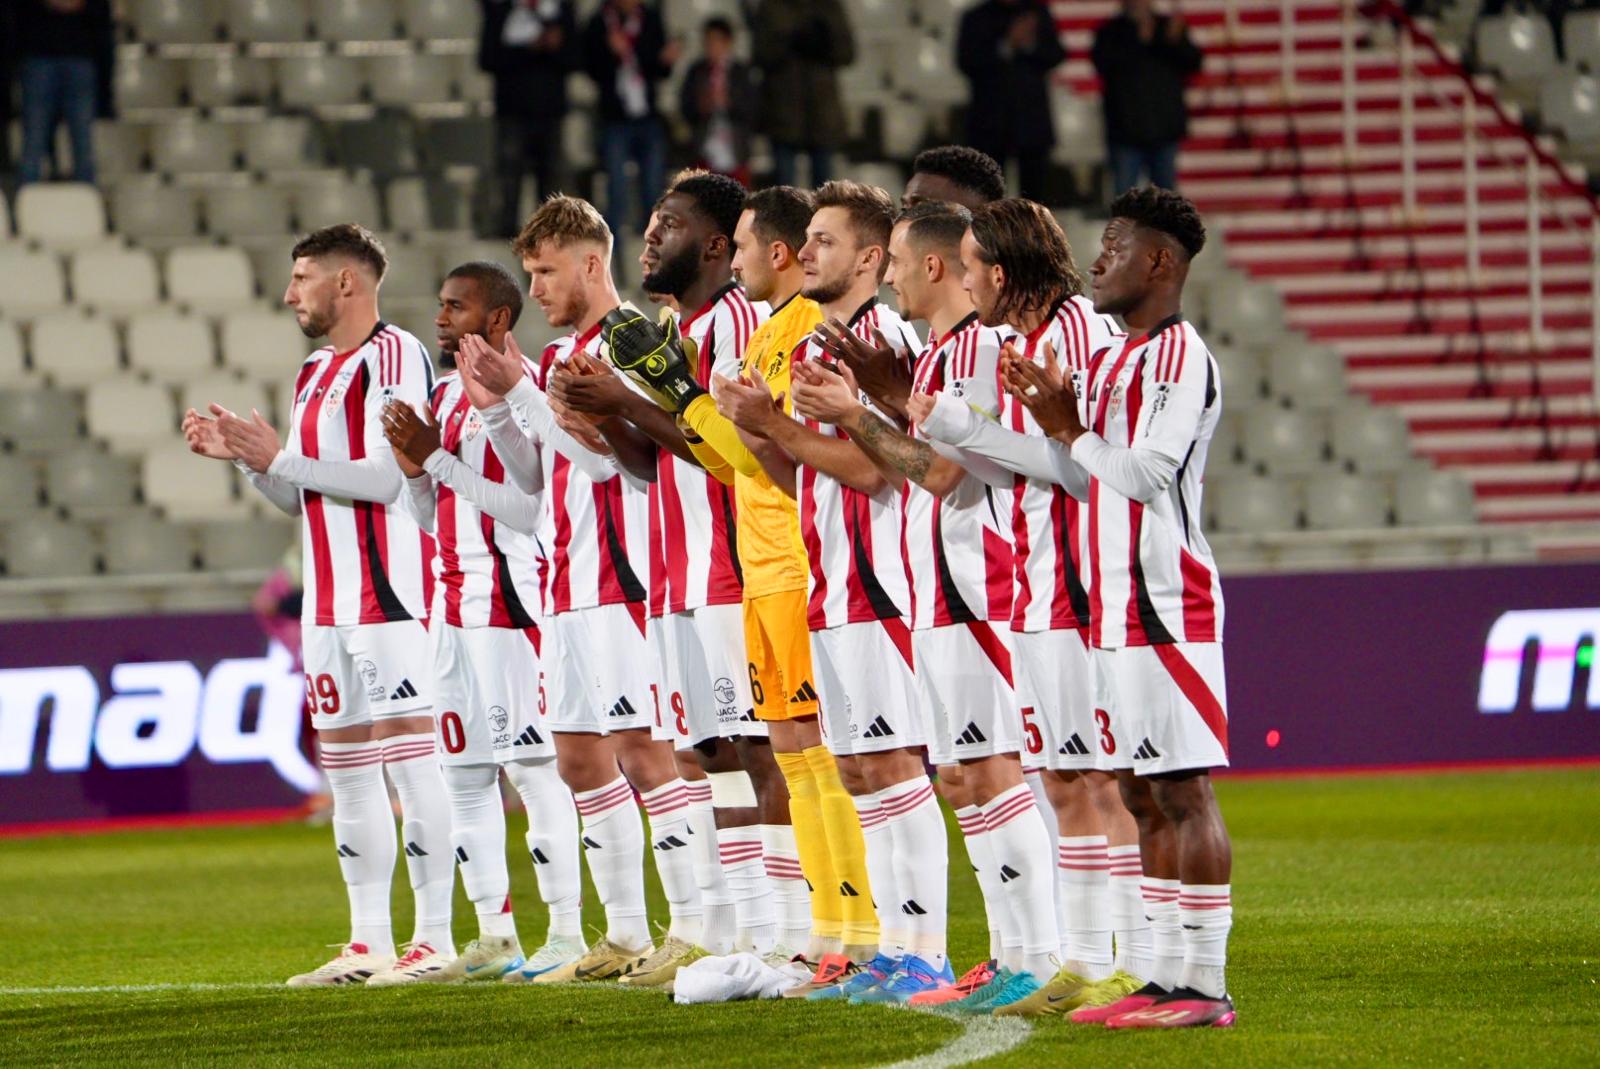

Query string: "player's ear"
[926, 252, 944, 284]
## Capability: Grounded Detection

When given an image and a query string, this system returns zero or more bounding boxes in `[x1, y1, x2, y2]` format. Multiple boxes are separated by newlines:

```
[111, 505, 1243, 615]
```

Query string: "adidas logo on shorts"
[956, 722, 987, 746]
[1058, 733, 1091, 757]
[862, 716, 895, 739]
[1133, 738, 1162, 760]
[389, 678, 419, 701]
[789, 681, 819, 704]
[515, 725, 543, 747]
[608, 696, 641, 719]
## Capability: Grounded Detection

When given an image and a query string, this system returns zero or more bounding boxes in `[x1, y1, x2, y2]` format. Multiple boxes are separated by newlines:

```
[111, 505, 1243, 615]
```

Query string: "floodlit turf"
[1, 769, 1597, 1068]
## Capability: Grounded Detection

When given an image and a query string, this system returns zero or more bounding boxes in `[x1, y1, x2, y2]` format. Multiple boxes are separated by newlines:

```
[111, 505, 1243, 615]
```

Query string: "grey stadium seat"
[381, 244, 443, 300]
[1568, 10, 1600, 69]
[203, 181, 295, 239]
[1242, 404, 1329, 475]
[1211, 346, 1266, 402]
[70, 248, 162, 314]
[0, 249, 69, 319]
[1476, 13, 1558, 89]
[291, 179, 384, 232]
[149, 120, 239, 174]
[15, 183, 106, 247]
[220, 309, 307, 380]
[1268, 344, 1348, 408]
[330, 115, 421, 177]
[45, 446, 140, 514]
[1211, 476, 1300, 533]
[130, 0, 220, 45]
[1204, 274, 1286, 347]
[0, 323, 25, 385]
[188, 54, 273, 108]
[128, 312, 218, 382]
[0, 454, 43, 515]
[419, 116, 495, 173]
[86, 376, 178, 451]
[223, 0, 312, 44]
[93, 121, 148, 176]
[0, 386, 83, 454]
[401, 0, 474, 40]
[102, 515, 198, 575]
[180, 373, 274, 426]
[1539, 68, 1600, 148]
[1, 516, 99, 578]
[30, 318, 122, 389]
[240, 117, 323, 171]
[143, 442, 240, 521]
[1051, 91, 1106, 168]
[317, 0, 401, 42]
[1330, 405, 1413, 473]
[276, 55, 366, 110]
[167, 246, 258, 311]
[111, 179, 202, 241]
[114, 52, 185, 111]
[1304, 473, 1390, 530]
[196, 518, 293, 570]
[1394, 469, 1477, 526]
[367, 52, 455, 107]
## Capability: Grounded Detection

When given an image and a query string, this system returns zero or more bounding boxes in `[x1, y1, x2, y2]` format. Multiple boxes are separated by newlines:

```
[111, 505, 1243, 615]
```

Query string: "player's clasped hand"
[550, 349, 630, 419]
[381, 400, 439, 478]
[1003, 339, 1087, 444]
[813, 319, 910, 409]
[790, 357, 863, 425]
[181, 407, 235, 460]
[712, 371, 784, 437]
[458, 332, 527, 400]
[903, 391, 938, 427]
[213, 403, 282, 474]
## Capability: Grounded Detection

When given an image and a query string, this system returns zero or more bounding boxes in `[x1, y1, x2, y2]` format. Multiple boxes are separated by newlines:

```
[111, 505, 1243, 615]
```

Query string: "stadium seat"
[0, 192, 10, 238]
[143, 443, 240, 522]
[1331, 405, 1413, 473]
[454, 51, 493, 105]
[45, 445, 140, 515]
[368, 52, 456, 107]
[195, 518, 293, 570]
[1539, 68, 1600, 147]
[127, 312, 217, 382]
[880, 106, 930, 161]
[290, 179, 384, 232]
[1268, 344, 1348, 408]
[1211, 475, 1300, 532]
[275, 55, 366, 110]
[240, 117, 323, 172]
[1243, 404, 1328, 475]
[891, 37, 965, 105]
[1568, 10, 1600, 69]
[30, 319, 122, 388]
[0, 249, 69, 319]
[114, 52, 185, 111]
[1394, 469, 1477, 526]
[0, 516, 99, 578]
[420, 115, 496, 173]
[15, 183, 106, 247]
[223, 0, 312, 44]
[1476, 13, 1558, 97]
[202, 181, 295, 239]
[381, 244, 442, 300]
[70, 248, 162, 314]
[220, 309, 306, 380]
[111, 179, 203, 242]
[0, 322, 25, 385]
[129, 0, 220, 45]
[181, 373, 274, 426]
[316, 0, 401, 42]
[384, 176, 434, 233]
[0, 454, 43, 515]
[561, 111, 597, 169]
[386, 300, 445, 353]
[1212, 347, 1266, 402]
[0, 386, 82, 454]
[93, 120, 148, 177]
[1203, 274, 1286, 346]
[102, 514, 198, 575]
[1205, 411, 1248, 471]
[149, 120, 239, 174]
[188, 54, 273, 108]
[1051, 92, 1106, 168]
[1304, 473, 1390, 530]
[166, 247, 257, 310]
[1065, 218, 1107, 267]
[87, 377, 178, 452]
[330, 115, 421, 178]
[400, 0, 474, 40]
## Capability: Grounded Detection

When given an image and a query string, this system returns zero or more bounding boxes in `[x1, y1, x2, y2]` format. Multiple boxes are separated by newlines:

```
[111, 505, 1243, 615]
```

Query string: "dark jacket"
[477, 0, 580, 122]
[956, 0, 1067, 152]
[750, 0, 855, 150]
[16, 0, 111, 58]
[1090, 13, 1203, 148]
[679, 57, 756, 167]
[582, 2, 671, 124]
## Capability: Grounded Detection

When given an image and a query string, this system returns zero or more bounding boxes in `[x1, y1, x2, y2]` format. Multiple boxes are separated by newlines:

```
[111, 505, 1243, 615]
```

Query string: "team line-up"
[182, 145, 1236, 1029]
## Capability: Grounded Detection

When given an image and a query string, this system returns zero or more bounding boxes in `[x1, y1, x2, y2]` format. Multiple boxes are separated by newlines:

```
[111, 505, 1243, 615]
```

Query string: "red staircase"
[1053, 0, 1600, 531]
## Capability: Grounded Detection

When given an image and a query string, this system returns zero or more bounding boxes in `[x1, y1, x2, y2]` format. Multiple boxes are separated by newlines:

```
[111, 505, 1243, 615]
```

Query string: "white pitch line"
[874, 1011, 1033, 1069]
[0, 983, 280, 996]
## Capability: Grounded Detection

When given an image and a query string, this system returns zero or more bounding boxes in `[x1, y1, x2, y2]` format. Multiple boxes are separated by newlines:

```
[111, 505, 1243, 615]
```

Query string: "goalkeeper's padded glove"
[600, 303, 706, 414]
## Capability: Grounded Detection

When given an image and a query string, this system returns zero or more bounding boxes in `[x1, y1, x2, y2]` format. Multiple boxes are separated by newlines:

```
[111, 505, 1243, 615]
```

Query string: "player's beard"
[642, 242, 700, 300]
[296, 305, 334, 339]
[802, 271, 851, 307]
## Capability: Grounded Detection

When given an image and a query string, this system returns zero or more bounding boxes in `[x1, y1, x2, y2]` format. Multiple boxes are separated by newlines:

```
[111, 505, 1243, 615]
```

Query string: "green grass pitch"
[2, 768, 1597, 1068]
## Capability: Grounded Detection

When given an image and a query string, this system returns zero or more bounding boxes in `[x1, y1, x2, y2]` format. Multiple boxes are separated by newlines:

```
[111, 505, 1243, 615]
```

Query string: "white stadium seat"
[290, 179, 384, 232]
[1394, 469, 1477, 526]
[45, 445, 140, 513]
[188, 54, 273, 109]
[1568, 10, 1600, 70]
[101, 514, 198, 575]
[1203, 274, 1286, 346]
[149, 120, 239, 174]
[130, 0, 219, 45]
[111, 179, 203, 242]
[203, 182, 296, 239]
[143, 442, 242, 522]
[115, 52, 185, 111]
[196, 518, 294, 570]
[1268, 344, 1348, 408]
[0, 249, 69, 319]
[180, 373, 274, 426]
[1476, 13, 1558, 87]
[223, 0, 312, 44]
[381, 244, 442, 300]
[1242, 405, 1328, 475]
[276, 55, 366, 110]
[1052, 92, 1106, 168]
[0, 322, 28, 385]
[1540, 68, 1600, 148]
[127, 312, 217, 381]
[15, 183, 107, 247]
[93, 120, 149, 177]
[1211, 347, 1266, 402]
[220, 310, 307, 380]
[166, 247, 257, 311]
[1211, 476, 1300, 532]
[240, 117, 322, 172]
[317, 0, 401, 42]
[1304, 473, 1390, 530]
[1, 516, 99, 578]
[86, 376, 177, 451]
[31, 318, 122, 389]
[70, 248, 162, 313]
[0, 386, 82, 454]
[401, 0, 474, 40]
[367, 52, 456, 107]
[0, 454, 42, 515]
[1330, 405, 1413, 473]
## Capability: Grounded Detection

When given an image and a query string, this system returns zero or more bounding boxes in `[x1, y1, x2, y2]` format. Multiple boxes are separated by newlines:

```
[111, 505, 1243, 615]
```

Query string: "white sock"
[881, 777, 946, 970]
[850, 791, 902, 959]
[1107, 844, 1153, 980]
[380, 733, 455, 950]
[1179, 883, 1232, 998]
[573, 776, 650, 951]
[640, 778, 703, 945]
[503, 758, 582, 941]
[718, 824, 777, 953]
[321, 739, 395, 957]
[956, 804, 1010, 966]
[1024, 769, 1061, 951]
[683, 780, 736, 954]
[1142, 876, 1184, 991]
[440, 763, 516, 941]
[1057, 834, 1114, 979]
[760, 823, 810, 951]
[981, 783, 1058, 979]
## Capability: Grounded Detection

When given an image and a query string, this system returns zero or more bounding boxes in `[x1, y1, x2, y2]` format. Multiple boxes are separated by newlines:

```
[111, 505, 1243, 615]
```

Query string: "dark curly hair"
[290, 222, 387, 280]
[1109, 186, 1207, 260]
[670, 171, 748, 242]
[911, 146, 1007, 205]
[969, 198, 1084, 326]
[444, 260, 524, 329]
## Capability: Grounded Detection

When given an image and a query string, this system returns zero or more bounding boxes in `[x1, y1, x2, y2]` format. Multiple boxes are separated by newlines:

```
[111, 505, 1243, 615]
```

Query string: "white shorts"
[811, 619, 921, 757]
[544, 603, 656, 735]
[913, 622, 1020, 767]
[1012, 628, 1113, 773]
[1094, 642, 1230, 776]
[430, 622, 553, 766]
[302, 620, 430, 730]
[656, 605, 764, 749]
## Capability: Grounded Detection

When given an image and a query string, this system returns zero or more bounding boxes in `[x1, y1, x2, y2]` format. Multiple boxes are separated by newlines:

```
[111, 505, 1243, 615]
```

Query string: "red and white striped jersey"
[1002, 295, 1121, 634]
[649, 282, 766, 615]
[792, 299, 921, 632]
[1081, 316, 1224, 649]
[537, 324, 651, 617]
[904, 313, 1015, 631]
[285, 322, 434, 627]
[427, 372, 543, 630]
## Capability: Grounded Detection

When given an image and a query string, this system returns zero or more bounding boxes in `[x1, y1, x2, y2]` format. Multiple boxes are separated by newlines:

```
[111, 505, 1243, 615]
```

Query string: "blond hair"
[512, 195, 612, 258]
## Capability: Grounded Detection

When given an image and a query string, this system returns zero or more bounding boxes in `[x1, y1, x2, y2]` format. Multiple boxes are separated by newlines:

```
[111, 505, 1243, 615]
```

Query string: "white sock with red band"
[981, 782, 1059, 979]
[684, 779, 736, 953]
[1058, 834, 1114, 979]
[718, 824, 777, 953]
[1107, 843, 1153, 980]
[850, 791, 902, 959]
[760, 823, 810, 952]
[640, 778, 703, 945]
[574, 776, 650, 950]
[1179, 883, 1232, 998]
[1141, 876, 1184, 990]
[880, 776, 948, 969]
[380, 732, 455, 951]
[321, 739, 395, 957]
[956, 804, 1012, 966]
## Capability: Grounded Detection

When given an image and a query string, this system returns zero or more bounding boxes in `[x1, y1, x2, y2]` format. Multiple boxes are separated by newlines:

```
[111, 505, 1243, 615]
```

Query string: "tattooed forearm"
[848, 409, 934, 483]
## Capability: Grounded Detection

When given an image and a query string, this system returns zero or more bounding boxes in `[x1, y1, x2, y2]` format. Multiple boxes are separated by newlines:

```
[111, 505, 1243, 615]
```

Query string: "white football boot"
[285, 943, 395, 987]
[364, 941, 456, 987]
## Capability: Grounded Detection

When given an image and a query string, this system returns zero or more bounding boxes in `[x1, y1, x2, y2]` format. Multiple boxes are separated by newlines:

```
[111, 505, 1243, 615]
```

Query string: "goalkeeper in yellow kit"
[604, 186, 881, 989]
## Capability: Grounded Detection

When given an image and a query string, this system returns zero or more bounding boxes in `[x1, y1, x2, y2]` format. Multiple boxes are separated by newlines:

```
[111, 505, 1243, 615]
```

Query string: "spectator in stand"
[16, 0, 111, 185]
[680, 17, 756, 185]
[956, 0, 1067, 203]
[1092, 0, 1203, 194]
[478, 0, 580, 238]
[750, 0, 855, 187]
[583, 0, 679, 238]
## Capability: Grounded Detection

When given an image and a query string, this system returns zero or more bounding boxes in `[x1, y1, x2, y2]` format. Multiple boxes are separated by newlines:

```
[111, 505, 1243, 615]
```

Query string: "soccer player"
[549, 172, 786, 975]
[453, 197, 698, 981]
[721, 180, 929, 1000]
[373, 261, 585, 984]
[902, 144, 1009, 211]
[181, 224, 453, 985]
[1004, 187, 1235, 1029]
[912, 199, 1151, 1014]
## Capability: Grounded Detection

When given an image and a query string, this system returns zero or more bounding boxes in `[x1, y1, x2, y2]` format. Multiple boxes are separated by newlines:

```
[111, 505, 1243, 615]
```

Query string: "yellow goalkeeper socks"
[774, 748, 841, 944]
[803, 745, 879, 952]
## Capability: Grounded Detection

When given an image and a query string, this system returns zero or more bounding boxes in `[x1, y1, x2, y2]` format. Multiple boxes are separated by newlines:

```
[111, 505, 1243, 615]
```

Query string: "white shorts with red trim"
[811, 619, 921, 757]
[429, 622, 552, 766]
[1012, 628, 1115, 773]
[912, 621, 1020, 767]
[302, 620, 430, 730]
[656, 604, 764, 750]
[1094, 641, 1230, 775]
[544, 603, 656, 735]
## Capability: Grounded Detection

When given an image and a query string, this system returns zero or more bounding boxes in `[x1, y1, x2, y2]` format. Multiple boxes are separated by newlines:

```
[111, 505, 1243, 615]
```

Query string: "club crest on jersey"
[358, 659, 384, 701]
[714, 677, 736, 706]
[463, 411, 484, 441]
[489, 706, 509, 733]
